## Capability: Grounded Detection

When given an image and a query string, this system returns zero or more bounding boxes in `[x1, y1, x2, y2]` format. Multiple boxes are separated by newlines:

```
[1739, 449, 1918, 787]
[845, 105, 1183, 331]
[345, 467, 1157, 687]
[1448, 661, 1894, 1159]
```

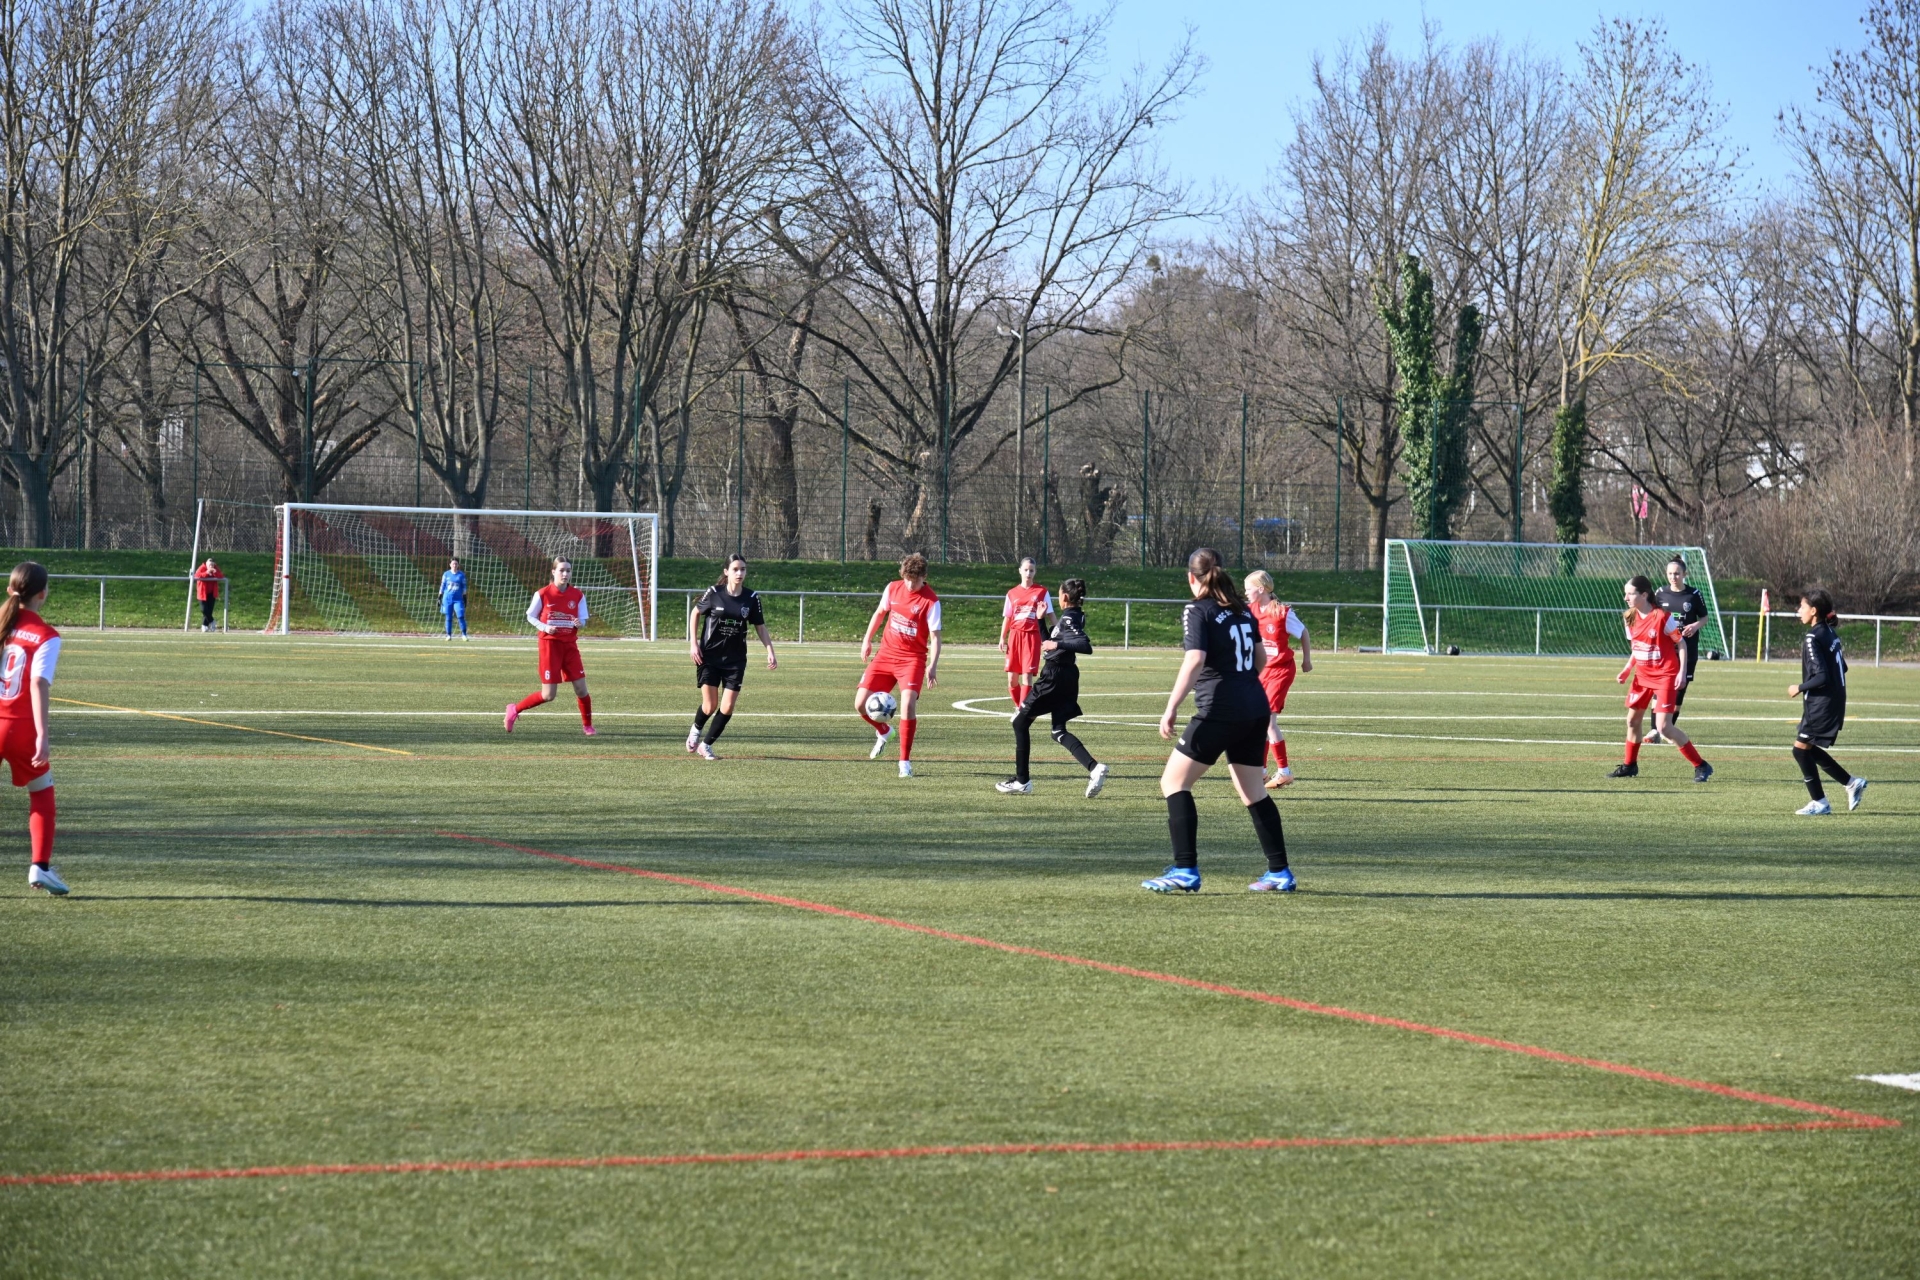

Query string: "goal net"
[1382, 539, 1728, 657]
[265, 505, 658, 639]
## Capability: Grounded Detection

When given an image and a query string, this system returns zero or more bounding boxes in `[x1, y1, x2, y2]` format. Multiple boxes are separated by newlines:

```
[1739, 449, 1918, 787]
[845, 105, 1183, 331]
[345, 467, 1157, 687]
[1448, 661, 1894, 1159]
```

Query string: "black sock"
[1052, 727, 1097, 772]
[1247, 796, 1288, 872]
[1012, 715, 1032, 782]
[1809, 744, 1851, 785]
[693, 708, 711, 732]
[1793, 745, 1824, 801]
[1166, 791, 1198, 869]
[703, 711, 731, 745]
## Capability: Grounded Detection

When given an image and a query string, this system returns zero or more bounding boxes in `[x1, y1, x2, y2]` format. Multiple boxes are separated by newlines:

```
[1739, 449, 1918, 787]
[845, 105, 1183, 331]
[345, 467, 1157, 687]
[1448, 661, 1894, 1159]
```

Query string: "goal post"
[1382, 539, 1728, 657]
[265, 504, 659, 639]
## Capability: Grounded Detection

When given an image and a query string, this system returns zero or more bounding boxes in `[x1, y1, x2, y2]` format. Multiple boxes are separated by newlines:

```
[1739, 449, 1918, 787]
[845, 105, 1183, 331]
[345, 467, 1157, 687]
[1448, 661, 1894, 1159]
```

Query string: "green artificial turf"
[1, 633, 1916, 1277]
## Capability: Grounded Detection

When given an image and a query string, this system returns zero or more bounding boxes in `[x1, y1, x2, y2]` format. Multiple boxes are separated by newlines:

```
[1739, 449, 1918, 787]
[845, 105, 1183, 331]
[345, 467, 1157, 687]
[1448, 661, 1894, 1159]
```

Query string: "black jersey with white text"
[1181, 599, 1268, 721]
[1798, 620, 1847, 707]
[695, 585, 764, 664]
[1654, 584, 1708, 671]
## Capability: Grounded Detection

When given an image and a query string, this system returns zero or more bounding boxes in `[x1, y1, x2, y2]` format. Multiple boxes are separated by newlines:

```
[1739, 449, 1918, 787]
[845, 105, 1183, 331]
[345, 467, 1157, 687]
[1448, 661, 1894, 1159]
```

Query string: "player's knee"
[1049, 726, 1070, 746]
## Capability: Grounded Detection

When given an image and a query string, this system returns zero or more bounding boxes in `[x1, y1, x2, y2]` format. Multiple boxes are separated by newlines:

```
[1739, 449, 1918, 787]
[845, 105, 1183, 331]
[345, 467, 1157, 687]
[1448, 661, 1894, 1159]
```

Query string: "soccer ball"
[864, 691, 898, 720]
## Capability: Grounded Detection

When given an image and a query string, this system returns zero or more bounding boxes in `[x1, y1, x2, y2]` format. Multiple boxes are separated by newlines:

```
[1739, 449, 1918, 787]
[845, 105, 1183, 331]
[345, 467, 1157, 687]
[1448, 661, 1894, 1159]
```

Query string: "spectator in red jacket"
[194, 559, 225, 632]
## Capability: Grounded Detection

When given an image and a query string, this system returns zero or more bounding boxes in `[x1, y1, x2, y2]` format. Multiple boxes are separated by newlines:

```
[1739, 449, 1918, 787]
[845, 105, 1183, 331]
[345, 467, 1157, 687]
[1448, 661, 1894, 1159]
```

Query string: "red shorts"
[539, 632, 585, 685]
[1260, 665, 1296, 714]
[1005, 630, 1042, 676]
[861, 656, 926, 694]
[1626, 672, 1677, 715]
[1, 717, 48, 787]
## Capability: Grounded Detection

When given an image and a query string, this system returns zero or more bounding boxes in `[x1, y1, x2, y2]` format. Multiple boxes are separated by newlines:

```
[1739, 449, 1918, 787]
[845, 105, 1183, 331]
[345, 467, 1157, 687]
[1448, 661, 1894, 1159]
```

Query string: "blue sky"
[1104, 0, 1872, 207]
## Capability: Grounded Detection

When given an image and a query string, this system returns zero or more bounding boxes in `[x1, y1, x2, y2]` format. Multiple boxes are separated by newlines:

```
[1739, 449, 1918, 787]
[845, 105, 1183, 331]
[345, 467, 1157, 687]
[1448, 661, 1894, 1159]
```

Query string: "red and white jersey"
[528, 584, 588, 634]
[1003, 584, 1052, 635]
[877, 580, 941, 661]
[1257, 601, 1305, 677]
[1627, 608, 1681, 677]
[0, 611, 60, 722]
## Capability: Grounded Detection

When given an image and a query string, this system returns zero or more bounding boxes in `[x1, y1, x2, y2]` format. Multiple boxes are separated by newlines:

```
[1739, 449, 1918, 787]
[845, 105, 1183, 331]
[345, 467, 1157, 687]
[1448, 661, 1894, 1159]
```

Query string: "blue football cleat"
[1248, 868, 1296, 893]
[1142, 867, 1201, 893]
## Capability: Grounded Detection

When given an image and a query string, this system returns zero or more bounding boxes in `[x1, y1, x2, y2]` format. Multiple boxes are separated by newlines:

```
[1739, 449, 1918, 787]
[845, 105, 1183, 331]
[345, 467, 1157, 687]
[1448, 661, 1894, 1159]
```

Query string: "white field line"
[947, 698, 1920, 754]
[1856, 1074, 1920, 1092]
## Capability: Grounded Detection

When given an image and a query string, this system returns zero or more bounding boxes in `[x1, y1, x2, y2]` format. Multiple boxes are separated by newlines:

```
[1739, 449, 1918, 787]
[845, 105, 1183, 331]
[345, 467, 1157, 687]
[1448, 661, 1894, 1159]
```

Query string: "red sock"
[1275, 739, 1289, 769]
[513, 692, 546, 714]
[1624, 739, 1641, 765]
[28, 788, 54, 866]
[899, 717, 917, 761]
[1009, 679, 1022, 704]
[1677, 741, 1704, 767]
[577, 695, 592, 728]
[858, 700, 890, 734]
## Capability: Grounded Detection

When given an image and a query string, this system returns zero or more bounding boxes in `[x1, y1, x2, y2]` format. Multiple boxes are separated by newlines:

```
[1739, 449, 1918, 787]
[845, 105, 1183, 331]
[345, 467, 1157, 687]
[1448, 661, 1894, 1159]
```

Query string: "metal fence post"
[1124, 600, 1131, 649]
[1876, 618, 1882, 666]
[97, 579, 104, 630]
[798, 593, 805, 644]
[222, 581, 229, 633]
[1333, 605, 1340, 652]
[1535, 610, 1542, 655]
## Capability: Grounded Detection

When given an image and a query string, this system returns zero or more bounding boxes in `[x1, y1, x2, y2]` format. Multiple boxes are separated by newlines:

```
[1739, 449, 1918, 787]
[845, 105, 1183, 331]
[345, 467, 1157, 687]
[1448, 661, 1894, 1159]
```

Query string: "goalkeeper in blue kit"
[439, 558, 469, 640]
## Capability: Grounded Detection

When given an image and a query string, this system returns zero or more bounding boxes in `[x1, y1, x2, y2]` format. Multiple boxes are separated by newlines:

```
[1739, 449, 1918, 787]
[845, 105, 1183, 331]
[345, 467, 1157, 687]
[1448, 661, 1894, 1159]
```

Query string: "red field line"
[0, 1121, 1875, 1188]
[442, 832, 1898, 1129]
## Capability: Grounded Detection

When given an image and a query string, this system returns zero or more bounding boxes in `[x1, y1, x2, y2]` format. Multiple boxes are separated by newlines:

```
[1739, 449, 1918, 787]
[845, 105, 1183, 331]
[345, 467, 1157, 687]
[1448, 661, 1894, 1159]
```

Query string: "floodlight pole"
[1039, 387, 1051, 566]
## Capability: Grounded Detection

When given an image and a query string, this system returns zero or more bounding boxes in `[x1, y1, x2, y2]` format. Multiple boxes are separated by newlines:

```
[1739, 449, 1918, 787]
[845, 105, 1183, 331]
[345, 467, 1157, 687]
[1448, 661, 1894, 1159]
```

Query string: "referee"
[1651, 555, 1709, 739]
[686, 554, 776, 760]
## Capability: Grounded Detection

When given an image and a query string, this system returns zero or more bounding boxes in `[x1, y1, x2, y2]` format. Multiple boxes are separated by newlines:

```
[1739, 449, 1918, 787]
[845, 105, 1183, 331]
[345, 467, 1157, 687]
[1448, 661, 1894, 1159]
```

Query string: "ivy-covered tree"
[1377, 252, 1482, 539]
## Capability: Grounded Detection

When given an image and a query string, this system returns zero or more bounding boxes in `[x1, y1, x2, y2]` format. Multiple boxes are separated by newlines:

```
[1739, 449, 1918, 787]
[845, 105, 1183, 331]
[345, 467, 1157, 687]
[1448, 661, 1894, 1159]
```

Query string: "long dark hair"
[716, 553, 748, 590]
[1059, 577, 1086, 607]
[1623, 574, 1655, 622]
[1187, 547, 1245, 611]
[0, 561, 48, 643]
[1802, 586, 1836, 620]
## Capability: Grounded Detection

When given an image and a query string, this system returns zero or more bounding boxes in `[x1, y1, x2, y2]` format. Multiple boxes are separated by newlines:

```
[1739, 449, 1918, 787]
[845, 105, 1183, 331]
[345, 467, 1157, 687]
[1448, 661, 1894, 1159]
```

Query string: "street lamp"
[996, 322, 1026, 558]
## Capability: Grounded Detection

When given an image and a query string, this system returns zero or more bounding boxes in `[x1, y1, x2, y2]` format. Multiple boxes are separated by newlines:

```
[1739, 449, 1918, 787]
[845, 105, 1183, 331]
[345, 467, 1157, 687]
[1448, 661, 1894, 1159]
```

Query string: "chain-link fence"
[14, 369, 1572, 566]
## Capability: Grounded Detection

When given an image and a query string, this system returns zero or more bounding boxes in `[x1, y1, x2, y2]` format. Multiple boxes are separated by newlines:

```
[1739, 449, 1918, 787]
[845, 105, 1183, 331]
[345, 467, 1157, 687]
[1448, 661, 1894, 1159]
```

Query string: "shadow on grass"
[1315, 889, 1919, 902]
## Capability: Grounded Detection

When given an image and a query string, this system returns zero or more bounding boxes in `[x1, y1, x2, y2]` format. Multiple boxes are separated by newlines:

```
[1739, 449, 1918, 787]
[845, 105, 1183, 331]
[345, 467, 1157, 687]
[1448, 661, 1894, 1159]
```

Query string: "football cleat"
[1692, 762, 1714, 784]
[1845, 776, 1868, 811]
[1085, 762, 1110, 799]
[444, 633, 452, 641]
[1795, 798, 1832, 816]
[1644, 728, 1665, 744]
[685, 726, 702, 753]
[995, 778, 1031, 794]
[1142, 867, 1201, 893]
[28, 864, 68, 896]
[1248, 868, 1297, 893]
[503, 703, 521, 733]
[582, 725, 597, 737]
[1607, 762, 1638, 778]
[898, 760, 914, 779]
[460, 633, 470, 641]
[1265, 768, 1294, 789]
[695, 742, 718, 761]
[869, 728, 891, 759]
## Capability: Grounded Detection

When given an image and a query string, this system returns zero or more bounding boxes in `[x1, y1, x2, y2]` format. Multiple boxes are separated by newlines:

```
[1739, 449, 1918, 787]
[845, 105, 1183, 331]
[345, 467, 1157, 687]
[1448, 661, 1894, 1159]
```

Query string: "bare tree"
[795, 0, 1198, 556]
[1789, 0, 1920, 479]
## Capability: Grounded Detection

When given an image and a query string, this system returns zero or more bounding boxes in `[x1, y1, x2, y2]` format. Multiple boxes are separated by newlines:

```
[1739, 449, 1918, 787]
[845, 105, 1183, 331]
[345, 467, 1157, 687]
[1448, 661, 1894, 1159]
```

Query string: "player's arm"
[526, 593, 549, 633]
[1159, 649, 1205, 739]
[755, 622, 777, 669]
[29, 675, 49, 769]
[1050, 613, 1092, 655]
[925, 603, 942, 687]
[1288, 608, 1311, 672]
[860, 594, 887, 661]
[997, 596, 1011, 652]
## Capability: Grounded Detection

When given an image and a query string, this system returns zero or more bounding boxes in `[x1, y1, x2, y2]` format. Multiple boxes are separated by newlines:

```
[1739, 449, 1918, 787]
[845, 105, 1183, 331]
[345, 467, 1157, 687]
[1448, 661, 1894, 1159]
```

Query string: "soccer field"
[3, 633, 1916, 1277]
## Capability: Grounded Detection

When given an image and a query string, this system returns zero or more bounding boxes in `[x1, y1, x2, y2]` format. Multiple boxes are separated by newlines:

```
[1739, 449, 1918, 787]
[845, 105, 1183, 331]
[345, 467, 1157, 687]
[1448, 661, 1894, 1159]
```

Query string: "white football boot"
[28, 864, 69, 895]
[1085, 762, 1110, 798]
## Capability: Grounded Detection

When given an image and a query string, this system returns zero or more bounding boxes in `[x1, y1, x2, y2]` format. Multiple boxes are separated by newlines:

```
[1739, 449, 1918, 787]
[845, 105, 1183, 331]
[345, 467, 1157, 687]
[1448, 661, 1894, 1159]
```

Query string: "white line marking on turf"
[1856, 1074, 1920, 1092]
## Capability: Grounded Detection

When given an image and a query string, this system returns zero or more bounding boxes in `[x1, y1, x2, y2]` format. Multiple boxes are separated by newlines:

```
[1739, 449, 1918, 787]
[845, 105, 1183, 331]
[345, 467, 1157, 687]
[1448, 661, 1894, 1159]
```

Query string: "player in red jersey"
[504, 557, 595, 736]
[2, 563, 66, 894]
[1243, 570, 1312, 787]
[856, 552, 942, 777]
[998, 557, 1053, 710]
[1612, 574, 1711, 782]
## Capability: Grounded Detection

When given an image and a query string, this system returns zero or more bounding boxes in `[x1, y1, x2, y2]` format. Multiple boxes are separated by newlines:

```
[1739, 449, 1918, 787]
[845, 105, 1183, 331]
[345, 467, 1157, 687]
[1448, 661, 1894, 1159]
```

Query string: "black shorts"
[1020, 667, 1081, 721]
[1175, 716, 1267, 768]
[696, 660, 747, 692]
[1796, 698, 1844, 748]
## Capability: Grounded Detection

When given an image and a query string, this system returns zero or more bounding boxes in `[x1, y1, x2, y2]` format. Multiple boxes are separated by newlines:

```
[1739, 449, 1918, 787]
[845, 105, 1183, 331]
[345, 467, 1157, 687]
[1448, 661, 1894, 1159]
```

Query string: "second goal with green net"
[1382, 539, 1728, 657]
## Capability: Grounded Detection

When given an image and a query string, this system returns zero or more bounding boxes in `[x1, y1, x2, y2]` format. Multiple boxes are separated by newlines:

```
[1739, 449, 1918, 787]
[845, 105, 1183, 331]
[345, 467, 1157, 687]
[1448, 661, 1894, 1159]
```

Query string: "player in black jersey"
[1144, 548, 1294, 894]
[1788, 587, 1866, 815]
[994, 578, 1110, 798]
[1649, 555, 1709, 739]
[686, 555, 777, 760]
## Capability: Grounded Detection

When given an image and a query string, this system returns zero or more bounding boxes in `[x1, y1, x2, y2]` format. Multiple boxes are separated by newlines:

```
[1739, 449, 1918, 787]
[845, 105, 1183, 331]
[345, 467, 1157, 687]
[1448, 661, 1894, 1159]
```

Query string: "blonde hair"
[1243, 570, 1274, 596]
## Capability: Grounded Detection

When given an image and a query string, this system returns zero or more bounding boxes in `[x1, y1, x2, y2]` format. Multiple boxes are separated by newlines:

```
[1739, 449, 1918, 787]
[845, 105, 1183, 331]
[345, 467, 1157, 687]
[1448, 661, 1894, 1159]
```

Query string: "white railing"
[46, 573, 230, 632]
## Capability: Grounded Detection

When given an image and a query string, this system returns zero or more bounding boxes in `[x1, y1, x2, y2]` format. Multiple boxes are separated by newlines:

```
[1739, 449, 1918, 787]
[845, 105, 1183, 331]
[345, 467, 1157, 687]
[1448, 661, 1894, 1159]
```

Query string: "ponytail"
[1187, 547, 1246, 612]
[0, 561, 48, 644]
